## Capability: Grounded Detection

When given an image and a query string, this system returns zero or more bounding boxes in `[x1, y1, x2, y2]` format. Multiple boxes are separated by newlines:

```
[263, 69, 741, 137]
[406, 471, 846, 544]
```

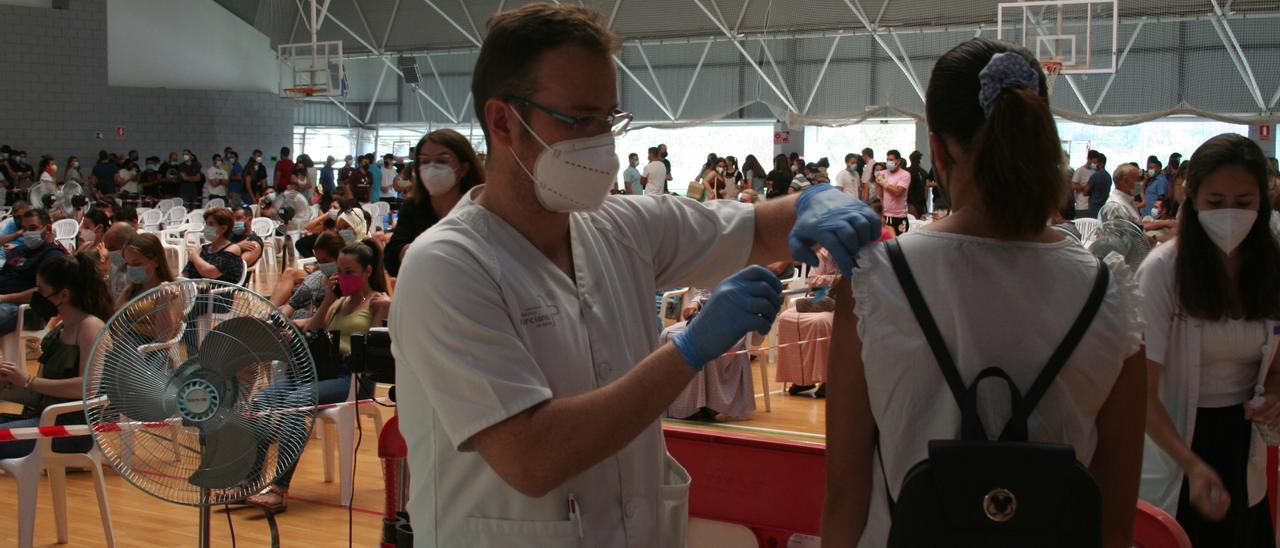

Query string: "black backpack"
[881, 238, 1109, 548]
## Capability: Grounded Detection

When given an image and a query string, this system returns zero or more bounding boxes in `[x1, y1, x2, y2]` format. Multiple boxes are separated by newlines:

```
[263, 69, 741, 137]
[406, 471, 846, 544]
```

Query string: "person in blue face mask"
[182, 207, 243, 284]
[0, 208, 67, 335]
[268, 231, 345, 322]
[228, 205, 263, 275]
[115, 232, 175, 309]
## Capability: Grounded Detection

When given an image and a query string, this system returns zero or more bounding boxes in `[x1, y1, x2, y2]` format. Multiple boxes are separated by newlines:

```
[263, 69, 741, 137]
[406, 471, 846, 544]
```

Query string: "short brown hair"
[472, 3, 620, 147]
[204, 207, 234, 237]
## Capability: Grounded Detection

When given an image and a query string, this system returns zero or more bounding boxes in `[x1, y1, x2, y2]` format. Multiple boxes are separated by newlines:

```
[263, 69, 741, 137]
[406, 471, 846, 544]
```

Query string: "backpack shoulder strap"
[884, 239, 967, 408]
[1000, 259, 1110, 441]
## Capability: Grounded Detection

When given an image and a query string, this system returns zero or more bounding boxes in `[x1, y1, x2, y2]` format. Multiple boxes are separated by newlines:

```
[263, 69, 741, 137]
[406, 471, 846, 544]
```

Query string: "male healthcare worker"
[390, 4, 879, 546]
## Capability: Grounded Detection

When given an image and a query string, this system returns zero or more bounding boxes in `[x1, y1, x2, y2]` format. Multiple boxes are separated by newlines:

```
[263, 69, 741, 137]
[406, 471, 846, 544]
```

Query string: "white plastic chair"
[140, 208, 164, 231]
[184, 209, 205, 227]
[0, 399, 116, 548]
[316, 379, 383, 504]
[251, 218, 278, 266]
[1, 304, 51, 368]
[164, 206, 186, 228]
[360, 204, 379, 229]
[162, 242, 187, 277]
[1074, 217, 1101, 246]
[51, 218, 79, 252]
[206, 198, 225, 209]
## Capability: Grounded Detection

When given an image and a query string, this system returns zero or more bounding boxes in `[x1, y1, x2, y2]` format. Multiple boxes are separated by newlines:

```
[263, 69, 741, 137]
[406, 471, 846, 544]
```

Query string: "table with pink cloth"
[774, 309, 833, 386]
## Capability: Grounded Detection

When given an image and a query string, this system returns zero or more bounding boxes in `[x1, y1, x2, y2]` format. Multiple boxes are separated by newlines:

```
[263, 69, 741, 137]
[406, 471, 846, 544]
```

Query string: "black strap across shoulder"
[883, 238, 1109, 442]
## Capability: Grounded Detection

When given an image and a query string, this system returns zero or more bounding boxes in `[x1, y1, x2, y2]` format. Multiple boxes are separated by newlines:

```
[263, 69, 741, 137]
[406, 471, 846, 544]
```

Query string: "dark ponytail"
[38, 252, 115, 321]
[926, 38, 1064, 238]
[343, 239, 389, 294]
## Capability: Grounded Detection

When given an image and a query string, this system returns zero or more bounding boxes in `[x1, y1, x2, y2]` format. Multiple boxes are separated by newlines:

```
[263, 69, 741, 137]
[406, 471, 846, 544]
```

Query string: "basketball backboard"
[997, 0, 1118, 75]
[278, 40, 346, 98]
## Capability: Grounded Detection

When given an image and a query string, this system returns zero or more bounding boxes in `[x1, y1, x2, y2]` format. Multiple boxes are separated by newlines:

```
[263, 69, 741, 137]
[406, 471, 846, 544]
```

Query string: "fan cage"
[83, 279, 319, 507]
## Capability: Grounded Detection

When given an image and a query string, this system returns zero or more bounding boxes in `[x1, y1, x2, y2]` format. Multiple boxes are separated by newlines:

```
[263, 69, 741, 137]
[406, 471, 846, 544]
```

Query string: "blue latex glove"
[671, 266, 784, 371]
[790, 183, 880, 277]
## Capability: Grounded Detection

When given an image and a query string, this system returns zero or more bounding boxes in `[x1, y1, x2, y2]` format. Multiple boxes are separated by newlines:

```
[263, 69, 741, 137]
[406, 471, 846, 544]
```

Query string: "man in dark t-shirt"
[90, 151, 121, 199]
[178, 150, 203, 207]
[1085, 153, 1112, 218]
[0, 209, 66, 334]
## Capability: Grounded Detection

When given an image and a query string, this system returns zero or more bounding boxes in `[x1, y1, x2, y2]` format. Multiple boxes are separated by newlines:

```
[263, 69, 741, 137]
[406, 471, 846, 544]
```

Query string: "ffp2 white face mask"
[507, 106, 620, 213]
[419, 163, 458, 196]
[1198, 208, 1257, 254]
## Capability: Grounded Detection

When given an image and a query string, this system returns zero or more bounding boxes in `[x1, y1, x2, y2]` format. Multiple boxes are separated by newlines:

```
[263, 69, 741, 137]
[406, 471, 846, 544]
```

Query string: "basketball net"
[1041, 60, 1063, 95]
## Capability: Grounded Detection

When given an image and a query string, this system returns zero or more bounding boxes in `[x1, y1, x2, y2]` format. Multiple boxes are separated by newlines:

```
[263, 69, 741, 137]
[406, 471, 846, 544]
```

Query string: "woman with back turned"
[822, 38, 1146, 547]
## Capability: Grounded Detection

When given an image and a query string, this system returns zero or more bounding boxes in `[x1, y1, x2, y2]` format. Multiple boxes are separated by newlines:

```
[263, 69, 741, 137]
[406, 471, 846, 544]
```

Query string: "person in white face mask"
[1138, 133, 1280, 546]
[389, 4, 879, 547]
[382, 129, 484, 276]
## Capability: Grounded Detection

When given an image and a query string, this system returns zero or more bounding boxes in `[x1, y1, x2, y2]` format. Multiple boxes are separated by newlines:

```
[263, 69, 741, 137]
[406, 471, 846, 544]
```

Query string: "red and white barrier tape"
[0, 397, 391, 442]
[0, 334, 837, 443]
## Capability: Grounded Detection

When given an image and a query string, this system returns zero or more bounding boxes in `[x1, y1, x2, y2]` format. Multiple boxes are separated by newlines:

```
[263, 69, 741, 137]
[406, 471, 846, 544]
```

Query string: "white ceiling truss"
[253, 0, 1280, 127]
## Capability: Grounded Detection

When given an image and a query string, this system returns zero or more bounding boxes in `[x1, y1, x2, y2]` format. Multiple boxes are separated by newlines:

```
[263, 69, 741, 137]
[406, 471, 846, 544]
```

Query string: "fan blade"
[189, 418, 259, 490]
[197, 316, 291, 378]
[101, 339, 176, 422]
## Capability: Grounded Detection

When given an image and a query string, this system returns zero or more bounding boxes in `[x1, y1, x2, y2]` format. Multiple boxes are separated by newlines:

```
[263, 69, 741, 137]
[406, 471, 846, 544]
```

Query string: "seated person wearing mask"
[183, 208, 244, 284]
[268, 232, 344, 321]
[102, 222, 137, 301]
[74, 208, 110, 258]
[0, 253, 113, 460]
[0, 201, 32, 249]
[249, 238, 390, 512]
[229, 205, 264, 269]
[0, 208, 67, 335]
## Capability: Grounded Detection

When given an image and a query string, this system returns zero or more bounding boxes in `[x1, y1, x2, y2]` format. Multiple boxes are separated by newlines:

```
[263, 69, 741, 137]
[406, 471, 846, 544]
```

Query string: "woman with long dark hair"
[741, 154, 767, 195]
[0, 253, 112, 459]
[1140, 133, 1280, 547]
[822, 38, 1145, 546]
[248, 238, 390, 512]
[765, 154, 792, 199]
[383, 129, 484, 276]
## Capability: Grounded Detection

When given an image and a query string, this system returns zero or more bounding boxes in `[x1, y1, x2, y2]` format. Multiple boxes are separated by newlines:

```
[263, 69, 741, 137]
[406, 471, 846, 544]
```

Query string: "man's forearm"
[748, 193, 799, 266]
[472, 343, 697, 497]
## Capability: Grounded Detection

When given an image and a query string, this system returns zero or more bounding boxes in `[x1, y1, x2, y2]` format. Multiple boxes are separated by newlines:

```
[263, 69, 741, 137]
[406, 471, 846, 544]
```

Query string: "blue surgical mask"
[233, 221, 246, 236]
[329, 209, 340, 220]
[201, 226, 218, 241]
[886, 161, 897, 170]
[339, 229, 355, 243]
[126, 265, 150, 284]
[317, 262, 339, 276]
[1147, 169, 1157, 178]
[24, 231, 43, 249]
[108, 250, 125, 269]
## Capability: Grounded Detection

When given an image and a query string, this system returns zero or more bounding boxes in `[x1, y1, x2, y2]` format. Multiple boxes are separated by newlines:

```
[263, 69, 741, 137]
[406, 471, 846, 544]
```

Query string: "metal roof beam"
[691, 0, 797, 113]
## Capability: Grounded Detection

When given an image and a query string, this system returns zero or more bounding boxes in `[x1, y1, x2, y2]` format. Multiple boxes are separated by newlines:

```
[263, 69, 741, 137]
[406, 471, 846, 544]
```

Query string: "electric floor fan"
[82, 279, 318, 547]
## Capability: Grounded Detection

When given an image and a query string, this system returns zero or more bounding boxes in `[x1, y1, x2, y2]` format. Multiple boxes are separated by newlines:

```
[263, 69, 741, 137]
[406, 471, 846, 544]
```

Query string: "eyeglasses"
[502, 96, 632, 137]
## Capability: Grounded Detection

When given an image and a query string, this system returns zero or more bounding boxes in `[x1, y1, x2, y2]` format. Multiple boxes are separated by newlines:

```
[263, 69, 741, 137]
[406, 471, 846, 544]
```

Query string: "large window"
[1056, 118, 1248, 167]
[803, 121, 919, 169]
[616, 122, 774, 195]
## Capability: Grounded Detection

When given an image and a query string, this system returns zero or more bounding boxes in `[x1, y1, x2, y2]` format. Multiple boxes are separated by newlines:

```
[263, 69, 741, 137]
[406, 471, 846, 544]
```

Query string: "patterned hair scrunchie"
[977, 52, 1042, 118]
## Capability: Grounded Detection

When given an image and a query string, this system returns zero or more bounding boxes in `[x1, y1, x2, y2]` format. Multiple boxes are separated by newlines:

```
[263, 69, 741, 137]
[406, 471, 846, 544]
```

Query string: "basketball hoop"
[283, 86, 320, 107]
[1040, 60, 1063, 95]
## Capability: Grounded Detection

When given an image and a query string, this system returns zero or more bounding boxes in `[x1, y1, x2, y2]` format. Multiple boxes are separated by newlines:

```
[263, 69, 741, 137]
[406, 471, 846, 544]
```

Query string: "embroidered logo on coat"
[520, 295, 561, 328]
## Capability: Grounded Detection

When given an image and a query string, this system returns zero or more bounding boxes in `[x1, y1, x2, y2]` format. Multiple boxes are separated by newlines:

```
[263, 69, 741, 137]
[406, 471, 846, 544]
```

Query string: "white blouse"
[1199, 319, 1267, 408]
[851, 230, 1143, 547]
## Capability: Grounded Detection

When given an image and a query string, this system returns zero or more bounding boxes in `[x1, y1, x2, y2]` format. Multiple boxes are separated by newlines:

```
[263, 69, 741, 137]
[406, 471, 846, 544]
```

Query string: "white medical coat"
[391, 187, 756, 547]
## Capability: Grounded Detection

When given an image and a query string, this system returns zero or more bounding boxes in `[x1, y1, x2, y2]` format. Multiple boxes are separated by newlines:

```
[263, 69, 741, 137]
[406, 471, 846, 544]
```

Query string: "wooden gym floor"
[0, 258, 826, 546]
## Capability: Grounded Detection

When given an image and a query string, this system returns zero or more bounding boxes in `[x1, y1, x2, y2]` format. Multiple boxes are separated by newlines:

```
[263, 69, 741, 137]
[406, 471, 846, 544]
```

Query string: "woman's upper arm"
[77, 319, 103, 371]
